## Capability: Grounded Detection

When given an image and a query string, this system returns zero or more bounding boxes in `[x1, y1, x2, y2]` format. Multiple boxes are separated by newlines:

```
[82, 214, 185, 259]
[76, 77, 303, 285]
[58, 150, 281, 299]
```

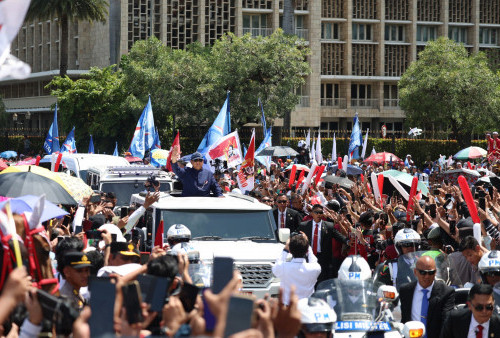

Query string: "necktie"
[312, 223, 319, 255]
[476, 324, 483, 338]
[281, 212, 285, 228]
[420, 289, 429, 329]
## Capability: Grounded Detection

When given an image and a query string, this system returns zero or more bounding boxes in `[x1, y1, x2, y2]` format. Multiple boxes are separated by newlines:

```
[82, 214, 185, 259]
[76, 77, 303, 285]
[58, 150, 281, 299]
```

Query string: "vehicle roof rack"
[105, 165, 162, 177]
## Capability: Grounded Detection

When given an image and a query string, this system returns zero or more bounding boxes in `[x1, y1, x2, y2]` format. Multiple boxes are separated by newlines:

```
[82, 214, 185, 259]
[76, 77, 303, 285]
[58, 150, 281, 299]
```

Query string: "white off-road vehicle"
[130, 192, 285, 298]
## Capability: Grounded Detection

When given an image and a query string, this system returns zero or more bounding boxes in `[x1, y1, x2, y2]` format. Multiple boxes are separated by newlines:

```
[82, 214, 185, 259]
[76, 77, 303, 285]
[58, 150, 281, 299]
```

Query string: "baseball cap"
[191, 152, 204, 161]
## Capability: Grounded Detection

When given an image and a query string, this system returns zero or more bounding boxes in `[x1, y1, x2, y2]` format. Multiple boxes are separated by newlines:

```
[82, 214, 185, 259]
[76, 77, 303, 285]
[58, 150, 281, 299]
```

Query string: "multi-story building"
[2, 0, 500, 135]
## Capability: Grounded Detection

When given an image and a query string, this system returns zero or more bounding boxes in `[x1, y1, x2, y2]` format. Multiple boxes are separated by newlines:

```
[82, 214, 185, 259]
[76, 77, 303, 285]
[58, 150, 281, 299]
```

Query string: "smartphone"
[136, 274, 171, 312]
[433, 189, 439, 195]
[445, 193, 452, 199]
[90, 194, 101, 204]
[85, 230, 102, 239]
[202, 290, 216, 332]
[179, 283, 199, 313]
[429, 204, 437, 218]
[270, 175, 275, 182]
[121, 281, 143, 324]
[120, 206, 129, 218]
[82, 219, 93, 232]
[478, 190, 486, 199]
[449, 220, 457, 235]
[111, 233, 117, 242]
[212, 257, 234, 294]
[479, 197, 486, 211]
[224, 295, 255, 337]
[443, 198, 452, 209]
[444, 179, 449, 185]
[140, 252, 150, 265]
[88, 277, 116, 336]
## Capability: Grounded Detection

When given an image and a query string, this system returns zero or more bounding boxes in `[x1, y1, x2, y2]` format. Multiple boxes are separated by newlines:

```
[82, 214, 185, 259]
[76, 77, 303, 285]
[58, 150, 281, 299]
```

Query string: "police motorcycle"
[311, 256, 426, 338]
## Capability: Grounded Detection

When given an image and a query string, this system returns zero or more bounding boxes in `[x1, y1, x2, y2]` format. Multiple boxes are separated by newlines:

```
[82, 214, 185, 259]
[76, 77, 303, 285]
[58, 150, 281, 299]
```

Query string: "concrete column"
[235, 1, 243, 36]
[441, 0, 449, 37]
[377, 0, 385, 77]
[409, 0, 417, 61]
[308, 0, 322, 127]
[160, 0, 168, 43]
[471, 0, 480, 52]
[199, 0, 206, 45]
[120, 1, 128, 56]
[272, 0, 280, 30]
[346, 0, 352, 77]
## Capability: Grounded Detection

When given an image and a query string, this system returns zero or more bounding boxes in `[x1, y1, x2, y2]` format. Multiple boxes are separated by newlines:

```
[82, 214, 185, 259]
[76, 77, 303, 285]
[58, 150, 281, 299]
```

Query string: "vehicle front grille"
[236, 264, 274, 288]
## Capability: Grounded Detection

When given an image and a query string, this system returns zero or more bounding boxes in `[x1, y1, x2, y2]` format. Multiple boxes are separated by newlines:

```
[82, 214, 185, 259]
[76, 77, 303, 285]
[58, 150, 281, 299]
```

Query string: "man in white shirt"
[272, 232, 321, 305]
[441, 284, 500, 338]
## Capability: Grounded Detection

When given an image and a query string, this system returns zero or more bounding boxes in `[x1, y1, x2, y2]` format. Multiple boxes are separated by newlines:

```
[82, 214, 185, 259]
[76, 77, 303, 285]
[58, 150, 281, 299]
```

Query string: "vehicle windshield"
[312, 279, 378, 322]
[394, 250, 461, 289]
[101, 182, 171, 206]
[160, 210, 275, 240]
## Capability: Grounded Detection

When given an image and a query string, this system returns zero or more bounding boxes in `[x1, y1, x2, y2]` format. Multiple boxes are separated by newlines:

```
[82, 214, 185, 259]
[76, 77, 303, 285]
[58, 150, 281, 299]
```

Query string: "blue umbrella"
[330, 164, 363, 176]
[0, 195, 69, 222]
[0, 151, 17, 159]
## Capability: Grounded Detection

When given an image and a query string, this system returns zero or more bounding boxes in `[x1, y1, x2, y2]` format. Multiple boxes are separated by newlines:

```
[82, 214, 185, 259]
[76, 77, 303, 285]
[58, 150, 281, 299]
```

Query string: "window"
[479, 28, 498, 45]
[362, 122, 371, 130]
[385, 25, 405, 42]
[296, 15, 305, 29]
[416, 25, 437, 42]
[321, 22, 340, 40]
[384, 84, 399, 107]
[243, 14, 270, 37]
[448, 27, 467, 44]
[352, 23, 372, 41]
[321, 83, 340, 106]
[351, 84, 371, 99]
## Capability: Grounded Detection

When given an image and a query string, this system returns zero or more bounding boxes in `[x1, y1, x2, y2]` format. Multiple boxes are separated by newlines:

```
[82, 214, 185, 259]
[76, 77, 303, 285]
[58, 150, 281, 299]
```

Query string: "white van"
[39, 153, 130, 181]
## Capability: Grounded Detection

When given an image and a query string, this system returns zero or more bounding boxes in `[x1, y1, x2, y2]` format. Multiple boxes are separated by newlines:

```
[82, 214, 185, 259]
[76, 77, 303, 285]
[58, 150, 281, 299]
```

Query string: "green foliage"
[26, 0, 108, 22]
[1, 135, 46, 155]
[48, 66, 134, 152]
[283, 137, 487, 166]
[399, 37, 500, 148]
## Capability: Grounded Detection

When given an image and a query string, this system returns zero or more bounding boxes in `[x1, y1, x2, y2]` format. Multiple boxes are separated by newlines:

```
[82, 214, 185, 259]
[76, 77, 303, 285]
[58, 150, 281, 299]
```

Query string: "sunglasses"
[484, 271, 500, 277]
[417, 269, 436, 276]
[313, 211, 324, 215]
[277, 200, 287, 204]
[401, 242, 416, 248]
[472, 303, 494, 312]
[262, 199, 271, 202]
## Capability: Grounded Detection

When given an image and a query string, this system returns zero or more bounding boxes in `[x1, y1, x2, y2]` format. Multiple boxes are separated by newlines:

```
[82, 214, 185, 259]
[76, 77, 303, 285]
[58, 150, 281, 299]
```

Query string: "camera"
[210, 158, 228, 176]
[144, 174, 160, 191]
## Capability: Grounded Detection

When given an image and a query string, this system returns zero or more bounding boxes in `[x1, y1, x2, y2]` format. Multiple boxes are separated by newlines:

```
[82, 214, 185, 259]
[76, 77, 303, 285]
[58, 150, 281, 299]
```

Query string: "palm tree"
[26, 0, 108, 77]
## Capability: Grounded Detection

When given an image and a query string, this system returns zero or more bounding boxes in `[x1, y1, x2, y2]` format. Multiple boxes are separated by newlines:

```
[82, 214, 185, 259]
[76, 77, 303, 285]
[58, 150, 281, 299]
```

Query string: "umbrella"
[363, 152, 403, 165]
[0, 166, 77, 205]
[439, 168, 480, 186]
[256, 146, 298, 157]
[0, 150, 17, 159]
[125, 156, 143, 164]
[55, 173, 93, 204]
[0, 159, 8, 171]
[151, 149, 169, 167]
[330, 164, 363, 176]
[453, 146, 487, 160]
[0, 195, 68, 222]
[13, 158, 37, 166]
[381, 170, 429, 196]
[284, 164, 310, 172]
[323, 175, 354, 189]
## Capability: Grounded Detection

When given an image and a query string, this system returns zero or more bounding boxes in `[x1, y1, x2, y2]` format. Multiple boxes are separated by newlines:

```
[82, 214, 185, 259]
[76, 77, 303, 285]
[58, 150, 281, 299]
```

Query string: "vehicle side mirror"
[278, 228, 290, 243]
[377, 285, 398, 303]
[402, 321, 425, 338]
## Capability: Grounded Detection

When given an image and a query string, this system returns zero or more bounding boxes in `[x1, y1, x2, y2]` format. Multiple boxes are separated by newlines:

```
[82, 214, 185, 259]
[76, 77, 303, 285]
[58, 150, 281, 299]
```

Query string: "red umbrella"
[0, 159, 8, 171]
[363, 152, 403, 165]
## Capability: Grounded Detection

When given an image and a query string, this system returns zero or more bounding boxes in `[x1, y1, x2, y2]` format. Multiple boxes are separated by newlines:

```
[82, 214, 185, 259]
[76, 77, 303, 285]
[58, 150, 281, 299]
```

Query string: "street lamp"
[12, 113, 17, 122]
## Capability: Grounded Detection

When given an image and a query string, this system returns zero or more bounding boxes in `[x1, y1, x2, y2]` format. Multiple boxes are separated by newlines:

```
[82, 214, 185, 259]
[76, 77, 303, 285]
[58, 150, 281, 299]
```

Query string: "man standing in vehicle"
[170, 146, 223, 197]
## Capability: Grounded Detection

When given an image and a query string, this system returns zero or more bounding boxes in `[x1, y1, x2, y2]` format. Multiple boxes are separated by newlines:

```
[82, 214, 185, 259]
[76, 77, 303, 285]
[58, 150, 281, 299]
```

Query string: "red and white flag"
[237, 129, 255, 194]
[205, 130, 243, 168]
[166, 131, 180, 172]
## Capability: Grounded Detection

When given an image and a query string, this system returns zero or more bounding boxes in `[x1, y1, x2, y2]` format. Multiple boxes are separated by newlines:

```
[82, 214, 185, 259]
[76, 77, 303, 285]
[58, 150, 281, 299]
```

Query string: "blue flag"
[43, 104, 60, 154]
[348, 113, 362, 159]
[152, 128, 161, 149]
[197, 92, 231, 154]
[128, 96, 156, 159]
[255, 127, 272, 168]
[88, 135, 94, 154]
[258, 98, 267, 137]
[61, 127, 77, 153]
[113, 142, 118, 156]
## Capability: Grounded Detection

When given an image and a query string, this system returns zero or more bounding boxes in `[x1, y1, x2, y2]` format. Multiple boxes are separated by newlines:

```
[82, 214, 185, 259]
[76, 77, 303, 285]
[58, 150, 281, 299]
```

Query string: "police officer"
[297, 297, 336, 338]
[59, 252, 91, 309]
[478, 250, 500, 314]
[170, 146, 223, 197]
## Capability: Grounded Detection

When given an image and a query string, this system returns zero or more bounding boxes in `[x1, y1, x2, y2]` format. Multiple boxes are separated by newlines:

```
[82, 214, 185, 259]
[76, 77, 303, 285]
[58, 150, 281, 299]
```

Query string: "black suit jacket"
[441, 307, 500, 338]
[273, 208, 301, 232]
[298, 220, 348, 281]
[400, 280, 455, 338]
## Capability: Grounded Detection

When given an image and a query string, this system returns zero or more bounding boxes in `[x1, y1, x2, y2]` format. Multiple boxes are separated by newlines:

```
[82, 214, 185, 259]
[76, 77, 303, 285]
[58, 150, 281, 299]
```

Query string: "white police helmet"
[478, 250, 500, 284]
[166, 224, 191, 243]
[338, 255, 371, 281]
[297, 297, 336, 334]
[394, 228, 421, 255]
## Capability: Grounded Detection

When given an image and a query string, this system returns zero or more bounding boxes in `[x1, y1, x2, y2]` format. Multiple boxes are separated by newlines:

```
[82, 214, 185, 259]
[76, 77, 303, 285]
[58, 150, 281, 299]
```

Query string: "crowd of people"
[1, 141, 500, 337]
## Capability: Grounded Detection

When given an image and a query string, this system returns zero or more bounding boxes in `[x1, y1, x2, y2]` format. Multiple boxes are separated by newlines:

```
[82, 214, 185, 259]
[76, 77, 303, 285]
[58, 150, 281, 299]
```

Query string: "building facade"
[2, 0, 500, 135]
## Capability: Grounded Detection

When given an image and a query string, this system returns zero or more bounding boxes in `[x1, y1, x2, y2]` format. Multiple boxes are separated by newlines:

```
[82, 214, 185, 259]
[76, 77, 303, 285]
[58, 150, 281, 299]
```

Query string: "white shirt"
[272, 246, 321, 305]
[278, 208, 287, 228]
[467, 315, 489, 338]
[124, 206, 146, 234]
[411, 281, 434, 322]
[312, 221, 322, 253]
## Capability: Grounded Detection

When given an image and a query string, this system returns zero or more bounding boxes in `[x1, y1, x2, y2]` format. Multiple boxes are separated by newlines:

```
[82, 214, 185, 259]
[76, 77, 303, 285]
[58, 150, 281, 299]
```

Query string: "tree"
[49, 66, 134, 152]
[399, 37, 500, 147]
[26, 0, 108, 77]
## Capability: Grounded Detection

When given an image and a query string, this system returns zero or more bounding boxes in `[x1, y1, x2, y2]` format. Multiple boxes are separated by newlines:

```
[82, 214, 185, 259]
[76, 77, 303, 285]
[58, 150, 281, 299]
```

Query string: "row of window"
[320, 83, 399, 100]
[316, 121, 404, 133]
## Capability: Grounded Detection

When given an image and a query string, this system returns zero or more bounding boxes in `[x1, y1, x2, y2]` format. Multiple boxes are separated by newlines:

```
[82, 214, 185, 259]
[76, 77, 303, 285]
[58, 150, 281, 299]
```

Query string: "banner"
[237, 129, 255, 194]
[205, 130, 243, 168]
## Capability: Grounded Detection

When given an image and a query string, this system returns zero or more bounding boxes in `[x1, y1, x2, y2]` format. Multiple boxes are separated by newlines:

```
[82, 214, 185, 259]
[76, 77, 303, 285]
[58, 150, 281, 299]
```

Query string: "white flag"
[311, 137, 316, 162]
[315, 131, 323, 164]
[371, 147, 376, 155]
[332, 133, 337, 161]
[360, 129, 369, 159]
[305, 129, 311, 150]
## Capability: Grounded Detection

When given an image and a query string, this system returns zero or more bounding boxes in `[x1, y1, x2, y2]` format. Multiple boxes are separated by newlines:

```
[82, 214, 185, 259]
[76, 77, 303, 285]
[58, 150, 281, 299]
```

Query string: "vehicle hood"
[191, 240, 284, 262]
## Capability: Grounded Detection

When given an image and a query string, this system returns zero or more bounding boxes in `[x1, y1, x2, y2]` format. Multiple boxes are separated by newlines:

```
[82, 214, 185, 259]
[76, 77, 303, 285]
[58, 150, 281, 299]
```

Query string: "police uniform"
[60, 252, 91, 310]
[172, 152, 223, 197]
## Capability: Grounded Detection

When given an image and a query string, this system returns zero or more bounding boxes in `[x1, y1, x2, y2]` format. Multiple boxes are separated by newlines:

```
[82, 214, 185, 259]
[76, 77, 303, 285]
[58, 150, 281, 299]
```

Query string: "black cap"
[64, 252, 92, 269]
[89, 214, 106, 229]
[110, 242, 140, 257]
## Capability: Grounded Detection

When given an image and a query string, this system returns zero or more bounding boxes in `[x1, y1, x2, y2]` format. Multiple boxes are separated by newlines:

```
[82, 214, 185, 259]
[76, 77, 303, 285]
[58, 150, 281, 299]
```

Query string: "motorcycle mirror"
[402, 321, 425, 338]
[377, 285, 398, 302]
[278, 228, 290, 243]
